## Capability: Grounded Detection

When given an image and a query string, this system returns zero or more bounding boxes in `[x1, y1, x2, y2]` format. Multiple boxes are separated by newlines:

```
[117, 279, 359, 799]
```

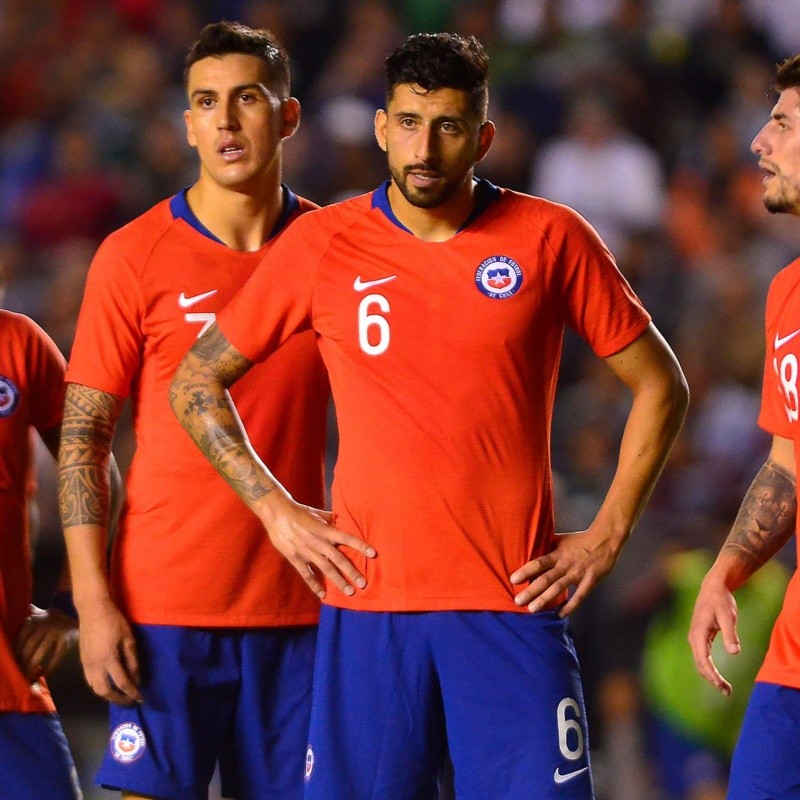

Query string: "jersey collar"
[170, 185, 300, 245]
[370, 177, 501, 235]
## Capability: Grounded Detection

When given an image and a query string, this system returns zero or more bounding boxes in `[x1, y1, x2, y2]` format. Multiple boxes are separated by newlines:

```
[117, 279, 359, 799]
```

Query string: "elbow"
[664, 360, 690, 431]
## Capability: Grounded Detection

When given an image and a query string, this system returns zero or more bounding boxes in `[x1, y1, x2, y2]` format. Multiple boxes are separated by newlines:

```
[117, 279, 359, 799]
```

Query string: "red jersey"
[66, 188, 328, 627]
[756, 257, 800, 688]
[218, 181, 651, 612]
[0, 310, 65, 712]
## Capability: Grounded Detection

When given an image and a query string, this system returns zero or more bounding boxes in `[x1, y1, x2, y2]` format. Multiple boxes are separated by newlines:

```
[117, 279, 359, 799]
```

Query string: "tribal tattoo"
[58, 384, 123, 527]
[168, 324, 271, 502]
[722, 458, 797, 574]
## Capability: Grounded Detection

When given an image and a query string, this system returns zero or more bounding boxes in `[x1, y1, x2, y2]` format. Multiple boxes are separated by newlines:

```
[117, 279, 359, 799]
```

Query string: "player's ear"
[280, 97, 301, 139]
[374, 109, 388, 152]
[184, 109, 197, 148]
[474, 120, 495, 164]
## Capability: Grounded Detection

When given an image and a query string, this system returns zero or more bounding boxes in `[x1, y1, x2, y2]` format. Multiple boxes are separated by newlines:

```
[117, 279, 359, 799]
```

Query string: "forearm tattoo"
[58, 385, 122, 527]
[722, 458, 797, 574]
[169, 325, 272, 503]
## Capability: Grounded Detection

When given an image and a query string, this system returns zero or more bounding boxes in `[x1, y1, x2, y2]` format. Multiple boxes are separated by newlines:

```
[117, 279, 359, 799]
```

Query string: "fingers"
[84, 655, 143, 706]
[270, 507, 377, 599]
[688, 626, 732, 696]
[15, 613, 77, 679]
[510, 553, 600, 615]
[80, 628, 143, 704]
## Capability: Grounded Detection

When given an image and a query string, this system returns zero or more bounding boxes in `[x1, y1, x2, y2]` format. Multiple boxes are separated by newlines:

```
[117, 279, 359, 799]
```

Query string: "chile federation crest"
[475, 256, 523, 299]
[0, 375, 19, 417]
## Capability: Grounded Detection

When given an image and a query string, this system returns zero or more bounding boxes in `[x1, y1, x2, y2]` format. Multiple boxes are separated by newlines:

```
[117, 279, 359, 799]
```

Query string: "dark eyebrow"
[391, 111, 468, 125]
[190, 83, 267, 101]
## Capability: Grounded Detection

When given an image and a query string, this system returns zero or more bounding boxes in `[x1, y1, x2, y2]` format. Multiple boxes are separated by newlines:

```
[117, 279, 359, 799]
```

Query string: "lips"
[218, 140, 245, 161]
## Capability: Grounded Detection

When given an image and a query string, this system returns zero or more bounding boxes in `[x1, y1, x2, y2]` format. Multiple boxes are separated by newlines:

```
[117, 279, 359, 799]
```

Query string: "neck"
[387, 177, 477, 242]
[186, 176, 284, 251]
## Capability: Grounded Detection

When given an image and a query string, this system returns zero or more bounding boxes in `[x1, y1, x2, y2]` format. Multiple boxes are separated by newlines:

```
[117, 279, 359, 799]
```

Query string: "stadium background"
[3, 0, 800, 797]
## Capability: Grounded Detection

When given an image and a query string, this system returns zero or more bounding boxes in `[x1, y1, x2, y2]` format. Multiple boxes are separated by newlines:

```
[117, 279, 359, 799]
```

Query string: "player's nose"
[217, 100, 240, 131]
[751, 125, 769, 155]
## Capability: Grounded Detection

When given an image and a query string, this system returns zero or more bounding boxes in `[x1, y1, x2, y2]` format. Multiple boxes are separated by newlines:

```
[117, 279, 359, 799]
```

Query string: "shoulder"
[494, 189, 601, 242]
[769, 257, 800, 294]
[0, 309, 47, 343]
[282, 192, 374, 241]
[0, 310, 63, 366]
[94, 198, 177, 262]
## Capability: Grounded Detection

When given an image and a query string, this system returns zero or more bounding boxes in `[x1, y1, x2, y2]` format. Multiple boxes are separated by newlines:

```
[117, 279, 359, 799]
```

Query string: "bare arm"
[511, 323, 689, 615]
[688, 435, 796, 695]
[58, 383, 142, 704]
[170, 323, 375, 598]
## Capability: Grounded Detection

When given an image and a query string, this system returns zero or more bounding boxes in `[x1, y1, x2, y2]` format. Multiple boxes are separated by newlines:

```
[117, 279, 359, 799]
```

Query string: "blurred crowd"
[3, 0, 800, 798]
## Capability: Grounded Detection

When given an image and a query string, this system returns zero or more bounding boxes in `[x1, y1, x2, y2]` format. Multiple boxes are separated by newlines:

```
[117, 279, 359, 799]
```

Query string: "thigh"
[433, 611, 595, 800]
[218, 626, 316, 800]
[97, 625, 237, 800]
[0, 711, 83, 800]
[728, 682, 800, 800]
[304, 607, 446, 800]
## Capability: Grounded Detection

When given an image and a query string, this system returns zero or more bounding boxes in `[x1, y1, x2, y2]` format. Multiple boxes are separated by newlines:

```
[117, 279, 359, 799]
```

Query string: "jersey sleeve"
[24, 317, 66, 433]
[550, 205, 651, 357]
[758, 270, 795, 439]
[66, 233, 147, 398]
[217, 215, 319, 362]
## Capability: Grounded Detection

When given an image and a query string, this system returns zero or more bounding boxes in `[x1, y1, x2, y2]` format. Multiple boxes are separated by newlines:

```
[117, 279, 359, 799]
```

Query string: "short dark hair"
[775, 54, 800, 93]
[184, 21, 290, 95]
[384, 33, 489, 119]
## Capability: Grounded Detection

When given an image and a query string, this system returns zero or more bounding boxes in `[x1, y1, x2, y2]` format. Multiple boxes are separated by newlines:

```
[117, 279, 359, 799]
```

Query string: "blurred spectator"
[531, 91, 665, 253]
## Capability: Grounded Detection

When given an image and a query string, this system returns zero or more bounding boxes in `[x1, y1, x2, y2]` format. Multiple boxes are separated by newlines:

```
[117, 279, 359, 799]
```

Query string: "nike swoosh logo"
[775, 329, 800, 350]
[553, 766, 589, 785]
[353, 275, 397, 292]
[178, 289, 218, 308]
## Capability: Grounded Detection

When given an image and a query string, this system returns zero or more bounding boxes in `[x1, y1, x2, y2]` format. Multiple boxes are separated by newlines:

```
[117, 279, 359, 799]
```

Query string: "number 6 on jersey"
[358, 293, 391, 356]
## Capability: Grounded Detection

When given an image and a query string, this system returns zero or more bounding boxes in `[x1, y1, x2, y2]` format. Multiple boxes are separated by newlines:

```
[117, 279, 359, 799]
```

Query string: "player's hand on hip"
[510, 528, 621, 616]
[15, 605, 78, 680]
[259, 495, 376, 599]
[77, 597, 143, 705]
[688, 575, 739, 696]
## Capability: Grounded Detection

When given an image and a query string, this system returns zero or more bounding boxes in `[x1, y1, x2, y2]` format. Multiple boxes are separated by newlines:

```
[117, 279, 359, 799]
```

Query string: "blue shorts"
[0, 711, 82, 799]
[728, 682, 800, 799]
[305, 607, 594, 800]
[97, 624, 316, 800]
[645, 713, 727, 800]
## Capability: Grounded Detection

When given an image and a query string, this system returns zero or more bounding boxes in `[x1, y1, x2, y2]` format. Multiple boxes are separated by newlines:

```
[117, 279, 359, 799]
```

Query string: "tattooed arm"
[58, 384, 142, 705]
[688, 435, 797, 695]
[170, 323, 375, 599]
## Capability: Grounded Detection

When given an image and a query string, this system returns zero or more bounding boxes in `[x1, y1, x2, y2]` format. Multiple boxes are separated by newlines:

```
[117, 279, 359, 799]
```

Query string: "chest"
[313, 235, 559, 362]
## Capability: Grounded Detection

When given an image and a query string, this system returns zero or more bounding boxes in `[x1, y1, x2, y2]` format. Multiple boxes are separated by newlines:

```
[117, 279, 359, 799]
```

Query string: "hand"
[15, 606, 78, 680]
[261, 498, 376, 599]
[510, 528, 622, 616]
[75, 597, 143, 705]
[688, 574, 740, 696]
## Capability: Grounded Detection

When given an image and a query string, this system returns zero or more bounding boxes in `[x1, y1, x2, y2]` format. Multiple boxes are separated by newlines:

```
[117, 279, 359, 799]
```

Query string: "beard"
[388, 161, 470, 209]
[764, 173, 800, 214]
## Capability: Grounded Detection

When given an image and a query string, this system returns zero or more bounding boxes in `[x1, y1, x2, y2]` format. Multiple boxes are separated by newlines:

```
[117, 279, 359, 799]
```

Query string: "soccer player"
[0, 309, 82, 799]
[170, 33, 688, 799]
[689, 54, 800, 800]
[57, 21, 364, 800]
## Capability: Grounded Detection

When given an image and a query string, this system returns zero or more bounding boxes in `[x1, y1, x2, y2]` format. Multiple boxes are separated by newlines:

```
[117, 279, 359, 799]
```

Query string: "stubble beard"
[764, 173, 800, 215]
[389, 163, 468, 210]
